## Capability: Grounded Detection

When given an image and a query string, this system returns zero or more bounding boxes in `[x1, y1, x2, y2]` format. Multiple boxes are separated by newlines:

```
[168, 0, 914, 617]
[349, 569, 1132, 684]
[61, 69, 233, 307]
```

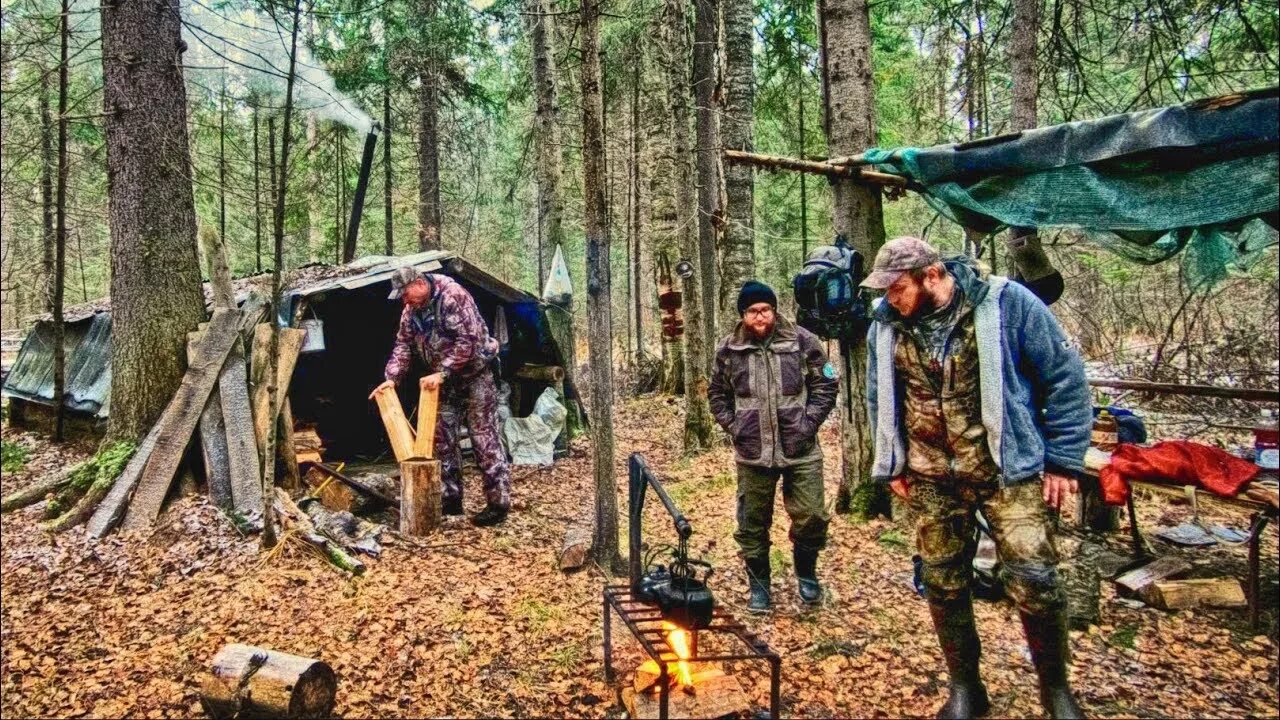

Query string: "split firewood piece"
[219, 337, 262, 518]
[201, 643, 336, 720]
[119, 309, 242, 531]
[273, 488, 365, 575]
[1114, 556, 1192, 598]
[399, 459, 442, 536]
[414, 383, 439, 459]
[1141, 577, 1247, 610]
[373, 385, 417, 462]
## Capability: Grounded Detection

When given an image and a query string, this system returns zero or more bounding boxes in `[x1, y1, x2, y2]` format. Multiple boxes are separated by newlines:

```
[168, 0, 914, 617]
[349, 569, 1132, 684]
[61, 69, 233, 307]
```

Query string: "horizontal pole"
[1088, 378, 1280, 403]
[723, 149, 908, 187]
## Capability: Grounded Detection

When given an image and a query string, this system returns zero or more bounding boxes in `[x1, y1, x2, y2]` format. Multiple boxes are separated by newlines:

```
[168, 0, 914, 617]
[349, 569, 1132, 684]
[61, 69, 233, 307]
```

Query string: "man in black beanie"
[708, 281, 839, 612]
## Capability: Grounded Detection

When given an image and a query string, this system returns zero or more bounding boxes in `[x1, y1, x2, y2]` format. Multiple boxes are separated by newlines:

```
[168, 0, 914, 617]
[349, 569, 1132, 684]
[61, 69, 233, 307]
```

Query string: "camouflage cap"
[387, 265, 422, 300]
[860, 236, 942, 289]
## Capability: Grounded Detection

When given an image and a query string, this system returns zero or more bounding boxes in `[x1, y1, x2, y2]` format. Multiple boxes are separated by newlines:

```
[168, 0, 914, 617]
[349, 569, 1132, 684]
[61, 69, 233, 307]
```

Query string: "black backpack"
[793, 235, 870, 343]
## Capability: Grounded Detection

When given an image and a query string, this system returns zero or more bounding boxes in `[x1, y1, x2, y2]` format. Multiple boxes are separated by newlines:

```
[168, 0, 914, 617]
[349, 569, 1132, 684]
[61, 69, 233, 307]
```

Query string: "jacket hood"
[871, 256, 991, 325]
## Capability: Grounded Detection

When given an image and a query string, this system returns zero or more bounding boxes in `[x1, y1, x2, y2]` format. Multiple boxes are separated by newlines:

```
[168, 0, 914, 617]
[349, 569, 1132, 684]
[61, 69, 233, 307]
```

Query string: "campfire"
[605, 454, 781, 720]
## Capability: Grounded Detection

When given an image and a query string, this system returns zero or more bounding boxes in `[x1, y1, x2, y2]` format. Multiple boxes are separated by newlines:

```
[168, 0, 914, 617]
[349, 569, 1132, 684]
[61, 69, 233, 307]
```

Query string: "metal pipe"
[343, 123, 380, 260]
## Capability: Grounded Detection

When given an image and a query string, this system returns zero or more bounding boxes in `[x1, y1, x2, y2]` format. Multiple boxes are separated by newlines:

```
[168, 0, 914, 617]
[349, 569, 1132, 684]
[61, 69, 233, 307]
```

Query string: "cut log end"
[201, 643, 335, 720]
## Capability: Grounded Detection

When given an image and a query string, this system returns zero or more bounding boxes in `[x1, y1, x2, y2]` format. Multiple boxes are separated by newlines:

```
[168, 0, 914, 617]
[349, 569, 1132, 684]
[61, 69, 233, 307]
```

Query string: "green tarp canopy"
[864, 87, 1279, 286]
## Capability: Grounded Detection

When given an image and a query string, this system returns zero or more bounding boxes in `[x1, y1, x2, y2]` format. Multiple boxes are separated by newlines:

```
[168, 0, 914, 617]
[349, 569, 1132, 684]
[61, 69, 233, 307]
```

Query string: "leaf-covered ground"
[2, 397, 1277, 718]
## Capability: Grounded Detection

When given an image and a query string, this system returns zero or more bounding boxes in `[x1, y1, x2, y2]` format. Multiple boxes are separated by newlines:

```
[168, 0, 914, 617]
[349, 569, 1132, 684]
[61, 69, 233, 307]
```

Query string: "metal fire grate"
[603, 584, 781, 719]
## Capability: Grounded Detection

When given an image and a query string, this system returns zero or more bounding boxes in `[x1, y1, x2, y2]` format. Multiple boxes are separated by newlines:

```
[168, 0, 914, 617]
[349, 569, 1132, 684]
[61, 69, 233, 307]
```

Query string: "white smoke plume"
[182, 0, 373, 133]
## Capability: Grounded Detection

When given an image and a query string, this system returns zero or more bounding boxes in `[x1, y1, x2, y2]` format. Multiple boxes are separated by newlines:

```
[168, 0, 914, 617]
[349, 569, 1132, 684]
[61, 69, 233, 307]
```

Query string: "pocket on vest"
[778, 406, 815, 458]
[733, 409, 762, 460]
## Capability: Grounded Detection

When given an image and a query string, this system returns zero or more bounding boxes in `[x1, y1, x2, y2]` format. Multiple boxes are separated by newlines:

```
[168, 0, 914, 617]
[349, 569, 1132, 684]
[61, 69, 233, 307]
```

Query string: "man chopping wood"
[863, 237, 1091, 719]
[368, 266, 510, 527]
[708, 281, 838, 613]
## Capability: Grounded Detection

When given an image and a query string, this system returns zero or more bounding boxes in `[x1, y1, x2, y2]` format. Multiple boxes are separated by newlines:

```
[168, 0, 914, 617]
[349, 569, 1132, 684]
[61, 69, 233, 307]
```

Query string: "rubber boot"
[745, 556, 771, 614]
[471, 503, 508, 527]
[1020, 610, 1085, 720]
[928, 595, 990, 719]
[793, 547, 822, 605]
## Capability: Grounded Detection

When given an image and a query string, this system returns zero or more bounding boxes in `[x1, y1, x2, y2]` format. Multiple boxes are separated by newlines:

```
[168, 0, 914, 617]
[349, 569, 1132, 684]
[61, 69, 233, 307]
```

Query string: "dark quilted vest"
[894, 303, 999, 484]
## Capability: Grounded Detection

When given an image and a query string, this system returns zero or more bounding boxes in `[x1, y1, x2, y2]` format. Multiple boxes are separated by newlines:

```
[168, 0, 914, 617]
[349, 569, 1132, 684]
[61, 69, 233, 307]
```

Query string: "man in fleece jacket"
[863, 237, 1091, 720]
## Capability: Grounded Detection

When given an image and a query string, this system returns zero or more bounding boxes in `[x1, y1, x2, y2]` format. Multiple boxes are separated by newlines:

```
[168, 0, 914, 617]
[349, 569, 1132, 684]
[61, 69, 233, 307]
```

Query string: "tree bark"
[417, 0, 442, 251]
[630, 56, 645, 368]
[383, 79, 394, 254]
[819, 0, 887, 518]
[580, 0, 621, 571]
[720, 0, 756, 330]
[52, 0, 69, 442]
[102, 0, 206, 442]
[693, 0, 721, 345]
[253, 101, 264, 273]
[40, 71, 54, 315]
[306, 114, 324, 264]
[525, 0, 564, 292]
[664, 0, 715, 452]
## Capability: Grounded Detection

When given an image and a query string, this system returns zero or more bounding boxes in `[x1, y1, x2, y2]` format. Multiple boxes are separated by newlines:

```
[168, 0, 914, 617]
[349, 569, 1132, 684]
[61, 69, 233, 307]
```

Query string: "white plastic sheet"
[502, 387, 567, 466]
[541, 244, 573, 306]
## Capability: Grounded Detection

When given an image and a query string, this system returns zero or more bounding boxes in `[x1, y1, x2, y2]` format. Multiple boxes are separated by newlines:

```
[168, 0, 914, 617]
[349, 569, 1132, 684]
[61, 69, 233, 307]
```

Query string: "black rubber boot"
[793, 547, 822, 605]
[1020, 610, 1085, 720]
[745, 556, 772, 614]
[471, 503, 508, 527]
[442, 497, 464, 516]
[928, 595, 990, 719]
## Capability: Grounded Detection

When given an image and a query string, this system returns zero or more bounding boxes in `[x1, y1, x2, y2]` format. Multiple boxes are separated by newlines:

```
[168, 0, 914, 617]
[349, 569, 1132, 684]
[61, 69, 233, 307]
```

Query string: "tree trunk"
[580, 0, 621, 572]
[630, 55, 645, 368]
[417, 0, 442, 251]
[664, 0, 714, 452]
[525, 0, 565, 292]
[819, 0, 887, 518]
[306, 115, 323, 264]
[1005, 0, 1056, 290]
[720, 0, 756, 330]
[101, 0, 206, 442]
[53, 0, 69, 442]
[40, 71, 54, 314]
[693, 0, 720, 346]
[383, 79, 394, 254]
[253, 102, 264, 273]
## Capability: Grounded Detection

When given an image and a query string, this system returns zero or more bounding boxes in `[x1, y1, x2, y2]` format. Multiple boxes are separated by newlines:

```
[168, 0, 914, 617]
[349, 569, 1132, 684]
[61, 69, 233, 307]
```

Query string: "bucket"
[300, 318, 326, 353]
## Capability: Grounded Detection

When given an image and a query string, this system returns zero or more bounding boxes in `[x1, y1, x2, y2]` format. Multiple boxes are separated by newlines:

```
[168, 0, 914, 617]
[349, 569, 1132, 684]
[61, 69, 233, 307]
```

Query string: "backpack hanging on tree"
[793, 235, 870, 343]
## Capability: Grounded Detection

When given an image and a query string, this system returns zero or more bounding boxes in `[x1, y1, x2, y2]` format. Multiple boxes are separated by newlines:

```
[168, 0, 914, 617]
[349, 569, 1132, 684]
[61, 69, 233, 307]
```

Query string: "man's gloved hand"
[420, 372, 446, 391]
[368, 379, 395, 400]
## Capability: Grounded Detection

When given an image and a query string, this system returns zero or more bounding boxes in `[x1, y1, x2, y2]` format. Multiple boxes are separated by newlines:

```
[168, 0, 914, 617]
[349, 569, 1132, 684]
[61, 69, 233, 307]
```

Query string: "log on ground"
[201, 643, 336, 719]
[1142, 577, 1248, 610]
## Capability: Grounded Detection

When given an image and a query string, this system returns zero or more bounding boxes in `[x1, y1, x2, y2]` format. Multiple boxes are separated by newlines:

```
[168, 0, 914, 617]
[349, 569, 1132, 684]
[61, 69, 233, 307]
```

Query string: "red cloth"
[1099, 441, 1259, 506]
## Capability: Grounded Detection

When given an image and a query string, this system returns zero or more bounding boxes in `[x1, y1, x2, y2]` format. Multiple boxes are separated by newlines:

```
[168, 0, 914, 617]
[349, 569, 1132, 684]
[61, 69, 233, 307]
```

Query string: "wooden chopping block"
[399, 459, 442, 536]
[1114, 556, 1191, 598]
[201, 643, 336, 719]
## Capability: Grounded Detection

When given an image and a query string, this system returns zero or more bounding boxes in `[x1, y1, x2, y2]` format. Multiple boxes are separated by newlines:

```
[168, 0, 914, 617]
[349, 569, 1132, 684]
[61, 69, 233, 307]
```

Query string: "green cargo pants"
[907, 475, 1066, 615]
[734, 457, 829, 559]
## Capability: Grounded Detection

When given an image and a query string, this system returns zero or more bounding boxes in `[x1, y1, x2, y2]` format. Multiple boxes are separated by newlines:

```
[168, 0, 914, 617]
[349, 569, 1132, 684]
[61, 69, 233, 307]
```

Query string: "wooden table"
[1081, 448, 1278, 629]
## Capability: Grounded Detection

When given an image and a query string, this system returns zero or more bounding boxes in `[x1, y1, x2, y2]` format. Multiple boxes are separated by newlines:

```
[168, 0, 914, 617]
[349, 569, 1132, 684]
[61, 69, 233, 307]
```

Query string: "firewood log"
[201, 643, 335, 719]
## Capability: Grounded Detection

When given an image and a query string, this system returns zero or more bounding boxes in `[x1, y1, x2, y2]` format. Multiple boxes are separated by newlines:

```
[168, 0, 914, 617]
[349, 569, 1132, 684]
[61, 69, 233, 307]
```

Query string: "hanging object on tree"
[657, 253, 684, 339]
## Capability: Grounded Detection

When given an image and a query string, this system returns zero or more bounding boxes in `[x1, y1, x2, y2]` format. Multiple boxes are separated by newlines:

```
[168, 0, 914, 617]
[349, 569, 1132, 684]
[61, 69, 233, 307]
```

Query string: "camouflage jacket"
[384, 273, 499, 384]
[708, 316, 839, 468]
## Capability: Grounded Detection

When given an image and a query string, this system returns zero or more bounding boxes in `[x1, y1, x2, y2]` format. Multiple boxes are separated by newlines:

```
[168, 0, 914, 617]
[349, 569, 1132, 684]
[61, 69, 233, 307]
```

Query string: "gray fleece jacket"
[866, 261, 1092, 485]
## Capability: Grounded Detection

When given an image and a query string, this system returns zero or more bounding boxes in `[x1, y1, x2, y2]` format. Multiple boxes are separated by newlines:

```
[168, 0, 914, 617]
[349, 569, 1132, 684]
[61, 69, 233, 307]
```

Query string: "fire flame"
[662, 621, 695, 686]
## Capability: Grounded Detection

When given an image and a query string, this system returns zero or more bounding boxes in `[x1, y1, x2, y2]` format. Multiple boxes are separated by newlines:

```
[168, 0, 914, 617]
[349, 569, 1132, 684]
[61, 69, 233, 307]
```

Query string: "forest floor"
[2, 395, 1278, 718]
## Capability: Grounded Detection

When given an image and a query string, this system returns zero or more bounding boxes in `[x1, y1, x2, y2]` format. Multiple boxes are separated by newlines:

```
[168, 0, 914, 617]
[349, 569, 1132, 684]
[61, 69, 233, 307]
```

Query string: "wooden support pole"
[514, 364, 566, 383]
[1088, 378, 1280, 403]
[414, 383, 439, 459]
[374, 386, 417, 462]
[201, 643, 336, 719]
[722, 149, 909, 187]
[399, 459, 442, 535]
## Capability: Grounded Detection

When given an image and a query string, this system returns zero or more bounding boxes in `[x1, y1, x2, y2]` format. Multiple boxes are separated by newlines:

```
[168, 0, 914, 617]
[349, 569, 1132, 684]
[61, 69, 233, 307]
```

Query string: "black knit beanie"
[736, 280, 777, 315]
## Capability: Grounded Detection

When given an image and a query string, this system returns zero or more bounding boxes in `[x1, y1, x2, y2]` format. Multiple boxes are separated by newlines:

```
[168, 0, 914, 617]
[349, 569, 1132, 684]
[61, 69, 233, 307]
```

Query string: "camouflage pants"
[435, 369, 511, 509]
[907, 475, 1065, 615]
[734, 458, 829, 559]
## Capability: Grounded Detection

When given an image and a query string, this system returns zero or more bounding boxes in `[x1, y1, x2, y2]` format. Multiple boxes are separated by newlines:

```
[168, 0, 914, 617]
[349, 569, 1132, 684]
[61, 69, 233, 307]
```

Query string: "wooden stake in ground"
[201, 643, 336, 719]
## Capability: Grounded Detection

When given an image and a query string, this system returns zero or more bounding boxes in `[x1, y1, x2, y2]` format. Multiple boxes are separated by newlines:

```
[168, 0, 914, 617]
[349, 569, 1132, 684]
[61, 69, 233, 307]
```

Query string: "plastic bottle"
[1092, 409, 1118, 452]
[1255, 409, 1279, 470]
